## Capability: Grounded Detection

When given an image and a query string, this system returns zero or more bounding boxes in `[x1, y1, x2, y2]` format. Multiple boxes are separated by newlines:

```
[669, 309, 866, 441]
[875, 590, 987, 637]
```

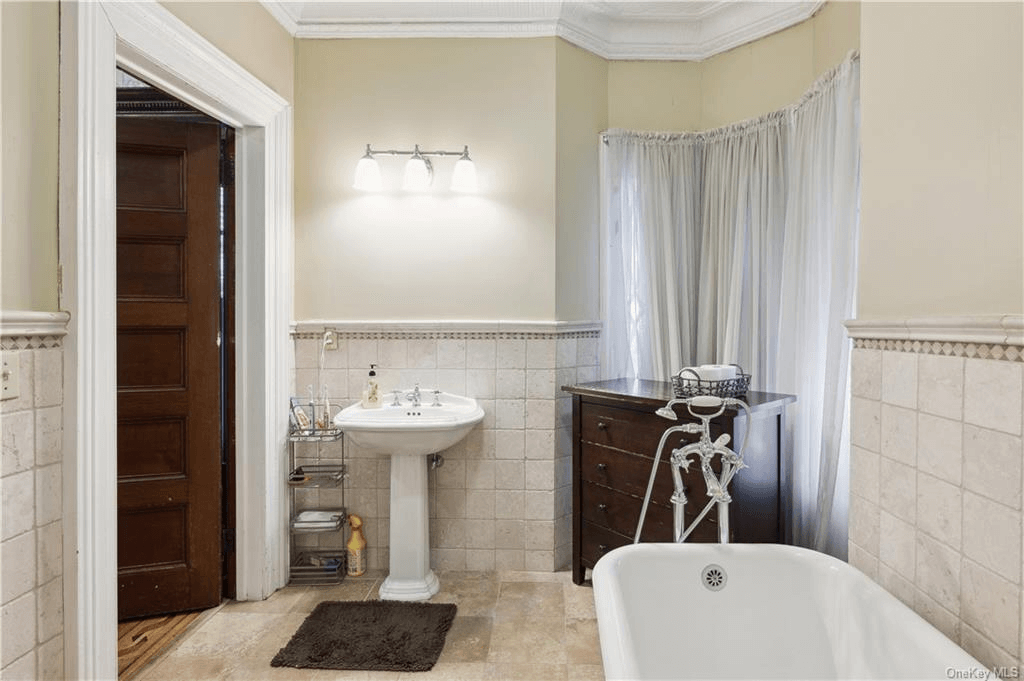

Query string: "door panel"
[117, 118, 222, 619]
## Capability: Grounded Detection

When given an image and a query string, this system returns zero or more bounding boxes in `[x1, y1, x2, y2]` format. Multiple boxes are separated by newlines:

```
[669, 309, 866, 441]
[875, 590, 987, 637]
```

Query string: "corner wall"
[850, 0, 1024, 670]
[607, 0, 860, 131]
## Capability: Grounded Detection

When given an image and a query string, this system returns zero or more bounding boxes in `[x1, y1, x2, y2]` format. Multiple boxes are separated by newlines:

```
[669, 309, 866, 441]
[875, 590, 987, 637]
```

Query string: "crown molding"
[260, 0, 300, 35]
[260, 1, 824, 61]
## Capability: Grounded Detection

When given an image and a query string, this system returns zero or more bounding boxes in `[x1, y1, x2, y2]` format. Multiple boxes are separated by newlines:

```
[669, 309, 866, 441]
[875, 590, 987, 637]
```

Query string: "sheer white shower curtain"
[600, 54, 860, 556]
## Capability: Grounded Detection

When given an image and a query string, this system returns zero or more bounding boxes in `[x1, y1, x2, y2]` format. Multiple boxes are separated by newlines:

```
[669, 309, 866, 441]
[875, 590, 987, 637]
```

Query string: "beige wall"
[160, 1, 295, 102]
[859, 2, 1023, 319]
[294, 38, 558, 321]
[607, 0, 860, 132]
[555, 40, 608, 322]
[1, 1, 59, 312]
[607, 60, 702, 131]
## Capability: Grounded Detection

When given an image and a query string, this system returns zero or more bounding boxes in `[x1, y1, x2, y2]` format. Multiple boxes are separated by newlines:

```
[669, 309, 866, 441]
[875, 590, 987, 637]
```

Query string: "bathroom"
[1, 1, 1022, 679]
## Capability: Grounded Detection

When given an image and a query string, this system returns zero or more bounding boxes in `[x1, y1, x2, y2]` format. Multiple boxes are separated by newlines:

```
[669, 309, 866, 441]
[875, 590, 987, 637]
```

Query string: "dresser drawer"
[581, 480, 671, 540]
[580, 480, 718, 539]
[579, 521, 637, 568]
[580, 442, 713, 503]
[580, 402, 728, 459]
[579, 518, 718, 568]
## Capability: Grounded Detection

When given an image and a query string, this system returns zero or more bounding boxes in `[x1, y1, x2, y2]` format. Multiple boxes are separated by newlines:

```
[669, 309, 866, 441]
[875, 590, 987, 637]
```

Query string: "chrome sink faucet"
[406, 385, 421, 407]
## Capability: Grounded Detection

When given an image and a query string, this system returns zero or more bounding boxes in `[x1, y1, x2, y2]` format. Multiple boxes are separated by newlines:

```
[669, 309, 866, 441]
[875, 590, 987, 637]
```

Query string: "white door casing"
[58, 2, 293, 678]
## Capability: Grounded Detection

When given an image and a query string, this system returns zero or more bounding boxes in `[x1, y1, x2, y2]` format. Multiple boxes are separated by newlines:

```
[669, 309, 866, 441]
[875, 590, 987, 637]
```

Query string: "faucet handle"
[431, 389, 442, 407]
[391, 389, 402, 407]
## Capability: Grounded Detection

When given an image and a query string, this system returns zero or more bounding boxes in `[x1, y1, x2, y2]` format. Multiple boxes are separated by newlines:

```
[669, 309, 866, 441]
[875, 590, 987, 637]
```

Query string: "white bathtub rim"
[592, 542, 985, 681]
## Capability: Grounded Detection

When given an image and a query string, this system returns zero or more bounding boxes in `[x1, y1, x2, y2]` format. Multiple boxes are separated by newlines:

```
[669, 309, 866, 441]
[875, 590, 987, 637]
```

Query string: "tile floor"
[136, 570, 604, 681]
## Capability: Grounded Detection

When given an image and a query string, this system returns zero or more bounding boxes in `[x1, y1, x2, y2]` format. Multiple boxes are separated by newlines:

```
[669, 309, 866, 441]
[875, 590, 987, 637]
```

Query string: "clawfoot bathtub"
[594, 543, 985, 680]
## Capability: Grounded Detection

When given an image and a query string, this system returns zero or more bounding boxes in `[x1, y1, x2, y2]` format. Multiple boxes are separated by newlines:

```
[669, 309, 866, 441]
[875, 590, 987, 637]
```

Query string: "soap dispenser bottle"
[361, 364, 381, 408]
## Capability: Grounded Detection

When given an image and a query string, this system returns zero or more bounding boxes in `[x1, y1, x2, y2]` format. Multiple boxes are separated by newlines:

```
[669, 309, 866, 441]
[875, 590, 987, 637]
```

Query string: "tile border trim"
[845, 315, 1022, 345]
[851, 338, 1022, 363]
[1, 310, 71, 349]
[291, 319, 602, 341]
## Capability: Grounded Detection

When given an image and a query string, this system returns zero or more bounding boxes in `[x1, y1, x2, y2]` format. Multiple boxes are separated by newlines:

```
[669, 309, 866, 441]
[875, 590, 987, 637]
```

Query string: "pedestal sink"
[334, 390, 484, 600]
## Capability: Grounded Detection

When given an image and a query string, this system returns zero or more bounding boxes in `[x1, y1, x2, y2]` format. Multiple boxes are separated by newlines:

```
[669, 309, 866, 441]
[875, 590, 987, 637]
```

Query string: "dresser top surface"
[561, 378, 795, 412]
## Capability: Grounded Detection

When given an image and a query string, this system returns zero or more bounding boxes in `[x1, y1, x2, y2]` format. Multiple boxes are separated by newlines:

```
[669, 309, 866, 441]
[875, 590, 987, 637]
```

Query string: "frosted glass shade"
[402, 156, 433, 192]
[353, 156, 382, 191]
[450, 157, 478, 193]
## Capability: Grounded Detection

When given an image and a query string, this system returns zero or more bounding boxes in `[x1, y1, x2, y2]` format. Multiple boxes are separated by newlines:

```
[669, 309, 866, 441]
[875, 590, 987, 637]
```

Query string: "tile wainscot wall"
[1, 312, 70, 680]
[291, 322, 601, 573]
[847, 317, 1024, 671]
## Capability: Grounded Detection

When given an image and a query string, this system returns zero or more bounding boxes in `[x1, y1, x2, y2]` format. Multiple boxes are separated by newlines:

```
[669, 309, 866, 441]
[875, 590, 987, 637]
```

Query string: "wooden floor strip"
[118, 611, 203, 680]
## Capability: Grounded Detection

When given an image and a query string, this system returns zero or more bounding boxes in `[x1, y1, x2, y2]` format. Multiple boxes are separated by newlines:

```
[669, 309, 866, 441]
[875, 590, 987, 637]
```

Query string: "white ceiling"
[260, 1, 824, 61]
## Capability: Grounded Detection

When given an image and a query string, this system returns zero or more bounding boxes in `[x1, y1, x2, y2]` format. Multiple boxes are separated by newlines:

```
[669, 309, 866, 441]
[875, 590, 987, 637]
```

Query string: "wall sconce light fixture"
[353, 144, 477, 193]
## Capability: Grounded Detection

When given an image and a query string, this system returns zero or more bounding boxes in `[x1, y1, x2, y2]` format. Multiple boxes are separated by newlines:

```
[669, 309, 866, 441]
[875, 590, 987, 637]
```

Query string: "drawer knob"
[598, 503, 608, 512]
[599, 544, 609, 553]
[597, 421, 608, 430]
[596, 463, 608, 472]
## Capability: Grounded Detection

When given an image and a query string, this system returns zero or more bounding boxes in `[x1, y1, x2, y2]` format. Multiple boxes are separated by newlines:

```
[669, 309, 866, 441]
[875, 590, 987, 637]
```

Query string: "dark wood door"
[116, 118, 222, 619]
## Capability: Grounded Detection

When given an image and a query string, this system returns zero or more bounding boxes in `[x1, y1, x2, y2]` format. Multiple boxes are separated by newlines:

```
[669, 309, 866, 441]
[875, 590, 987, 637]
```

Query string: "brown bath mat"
[270, 600, 457, 672]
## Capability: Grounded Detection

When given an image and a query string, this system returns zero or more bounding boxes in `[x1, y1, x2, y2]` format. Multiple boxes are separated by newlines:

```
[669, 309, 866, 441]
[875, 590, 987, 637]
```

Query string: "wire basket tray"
[290, 550, 346, 585]
[671, 364, 750, 399]
[288, 464, 347, 488]
[291, 509, 347, 533]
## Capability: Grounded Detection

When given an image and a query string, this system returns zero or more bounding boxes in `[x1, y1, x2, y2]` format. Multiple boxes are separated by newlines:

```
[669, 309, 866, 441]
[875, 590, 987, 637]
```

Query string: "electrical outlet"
[1, 357, 20, 401]
[323, 330, 337, 351]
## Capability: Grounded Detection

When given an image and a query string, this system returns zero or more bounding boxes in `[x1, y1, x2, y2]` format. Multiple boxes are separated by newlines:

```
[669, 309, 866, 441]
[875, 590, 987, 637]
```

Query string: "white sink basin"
[332, 390, 484, 601]
[333, 391, 484, 455]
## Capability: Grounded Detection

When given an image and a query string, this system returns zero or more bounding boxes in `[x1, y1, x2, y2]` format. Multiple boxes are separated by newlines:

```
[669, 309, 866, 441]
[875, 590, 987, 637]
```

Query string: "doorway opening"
[114, 68, 236, 626]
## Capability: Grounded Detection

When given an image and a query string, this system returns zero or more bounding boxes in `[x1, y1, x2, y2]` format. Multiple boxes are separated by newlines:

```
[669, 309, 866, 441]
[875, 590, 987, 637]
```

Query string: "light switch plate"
[1, 357, 20, 401]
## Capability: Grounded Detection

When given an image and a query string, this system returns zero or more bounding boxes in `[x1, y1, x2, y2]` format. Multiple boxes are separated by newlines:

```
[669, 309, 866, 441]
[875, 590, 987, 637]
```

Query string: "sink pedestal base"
[379, 453, 440, 601]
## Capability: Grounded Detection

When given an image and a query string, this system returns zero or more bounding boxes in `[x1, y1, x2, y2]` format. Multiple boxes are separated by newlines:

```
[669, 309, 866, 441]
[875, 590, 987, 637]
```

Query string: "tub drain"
[701, 564, 727, 591]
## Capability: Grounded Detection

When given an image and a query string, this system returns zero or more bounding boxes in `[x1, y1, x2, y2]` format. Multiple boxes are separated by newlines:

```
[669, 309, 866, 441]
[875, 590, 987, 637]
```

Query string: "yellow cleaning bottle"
[347, 514, 366, 577]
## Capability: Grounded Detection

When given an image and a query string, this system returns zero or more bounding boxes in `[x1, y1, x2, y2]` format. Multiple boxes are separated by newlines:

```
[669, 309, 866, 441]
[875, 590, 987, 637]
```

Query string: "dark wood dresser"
[563, 379, 795, 584]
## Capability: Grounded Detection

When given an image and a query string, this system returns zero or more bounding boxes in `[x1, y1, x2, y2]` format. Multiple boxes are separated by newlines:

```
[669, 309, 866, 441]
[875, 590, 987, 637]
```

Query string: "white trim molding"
[845, 315, 1023, 346]
[260, 1, 823, 62]
[845, 315, 1024, 362]
[0, 310, 71, 350]
[59, 2, 293, 678]
[0, 310, 71, 338]
[291, 319, 603, 340]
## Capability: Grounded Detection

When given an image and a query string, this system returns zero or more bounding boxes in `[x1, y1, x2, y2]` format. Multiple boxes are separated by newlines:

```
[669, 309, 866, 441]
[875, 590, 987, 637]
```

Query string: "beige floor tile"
[436, 616, 493, 664]
[494, 581, 564, 621]
[134, 654, 231, 681]
[172, 611, 292, 657]
[222, 586, 310, 614]
[133, 569, 602, 681]
[497, 570, 571, 584]
[562, 582, 596, 620]
[290, 579, 381, 612]
[564, 618, 602, 665]
[487, 663, 569, 680]
[488, 616, 566, 665]
[396, 662, 491, 680]
[431, 573, 500, 617]
[567, 664, 605, 680]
